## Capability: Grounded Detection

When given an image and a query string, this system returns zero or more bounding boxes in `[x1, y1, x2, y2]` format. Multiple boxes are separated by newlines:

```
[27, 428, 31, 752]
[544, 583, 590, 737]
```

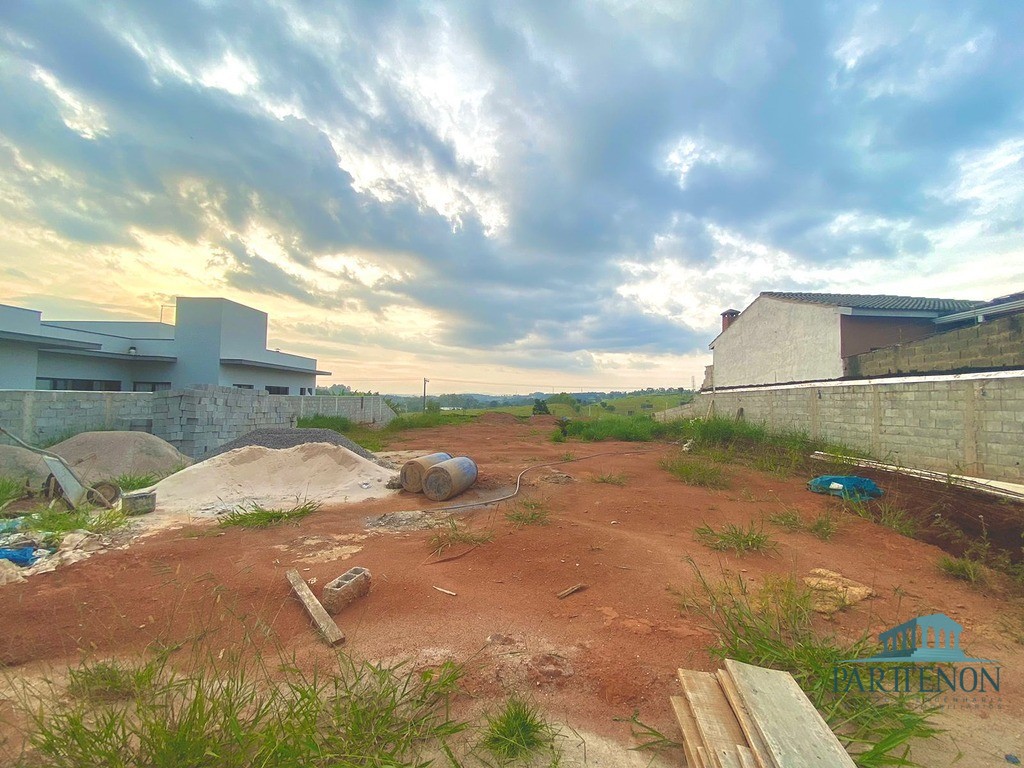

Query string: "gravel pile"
[204, 428, 394, 468]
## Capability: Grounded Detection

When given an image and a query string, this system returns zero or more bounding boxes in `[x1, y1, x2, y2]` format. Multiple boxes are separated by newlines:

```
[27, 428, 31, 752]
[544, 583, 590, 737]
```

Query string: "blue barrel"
[400, 452, 452, 493]
[423, 457, 478, 501]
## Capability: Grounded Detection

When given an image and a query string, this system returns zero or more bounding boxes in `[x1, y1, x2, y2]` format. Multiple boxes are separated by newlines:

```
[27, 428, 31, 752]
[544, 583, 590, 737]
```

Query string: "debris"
[556, 583, 587, 599]
[422, 457, 478, 502]
[285, 568, 345, 646]
[802, 568, 874, 613]
[0, 559, 27, 585]
[807, 475, 883, 501]
[487, 633, 516, 645]
[432, 586, 457, 596]
[321, 566, 371, 614]
[400, 453, 452, 493]
[0, 547, 39, 567]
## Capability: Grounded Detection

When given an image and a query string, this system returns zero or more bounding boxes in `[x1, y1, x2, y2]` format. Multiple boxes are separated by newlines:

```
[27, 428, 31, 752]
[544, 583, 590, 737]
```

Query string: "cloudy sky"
[1, 1, 1022, 394]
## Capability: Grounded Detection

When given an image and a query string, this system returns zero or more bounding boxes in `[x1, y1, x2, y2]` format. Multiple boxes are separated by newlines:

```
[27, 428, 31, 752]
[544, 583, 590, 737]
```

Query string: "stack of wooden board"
[670, 658, 857, 768]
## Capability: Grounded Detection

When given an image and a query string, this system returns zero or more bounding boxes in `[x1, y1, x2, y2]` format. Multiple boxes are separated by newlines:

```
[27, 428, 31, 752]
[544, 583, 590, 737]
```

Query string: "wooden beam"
[670, 695, 704, 768]
[724, 659, 856, 768]
[735, 746, 758, 768]
[678, 669, 747, 767]
[717, 668, 776, 768]
[286, 569, 345, 646]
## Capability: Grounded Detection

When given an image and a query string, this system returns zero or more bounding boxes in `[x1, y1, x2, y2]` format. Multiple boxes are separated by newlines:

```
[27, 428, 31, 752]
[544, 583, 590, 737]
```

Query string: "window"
[265, 385, 289, 395]
[36, 378, 121, 391]
[233, 384, 254, 389]
[133, 381, 171, 392]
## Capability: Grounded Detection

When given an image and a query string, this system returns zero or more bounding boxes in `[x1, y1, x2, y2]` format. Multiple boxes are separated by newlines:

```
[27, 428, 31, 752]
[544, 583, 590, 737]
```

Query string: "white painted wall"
[711, 296, 842, 387]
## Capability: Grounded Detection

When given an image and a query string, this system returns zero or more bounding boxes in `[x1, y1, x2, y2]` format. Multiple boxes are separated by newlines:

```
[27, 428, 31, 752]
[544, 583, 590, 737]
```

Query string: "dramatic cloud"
[1, 0, 1022, 392]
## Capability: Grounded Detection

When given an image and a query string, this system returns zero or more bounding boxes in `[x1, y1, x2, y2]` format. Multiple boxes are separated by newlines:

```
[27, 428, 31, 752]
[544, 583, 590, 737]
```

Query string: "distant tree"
[425, 400, 441, 414]
[532, 399, 551, 415]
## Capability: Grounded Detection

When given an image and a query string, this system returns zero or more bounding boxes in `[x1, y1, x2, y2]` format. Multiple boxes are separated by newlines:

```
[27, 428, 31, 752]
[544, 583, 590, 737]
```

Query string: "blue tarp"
[807, 475, 883, 501]
[0, 547, 38, 567]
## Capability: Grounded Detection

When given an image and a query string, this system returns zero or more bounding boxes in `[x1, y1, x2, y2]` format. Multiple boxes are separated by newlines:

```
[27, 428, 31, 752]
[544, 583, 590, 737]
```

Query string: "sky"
[1, 1, 1022, 395]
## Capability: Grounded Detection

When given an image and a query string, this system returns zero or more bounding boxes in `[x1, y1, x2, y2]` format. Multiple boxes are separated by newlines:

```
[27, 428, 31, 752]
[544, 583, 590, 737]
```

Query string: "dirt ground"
[2, 412, 1023, 765]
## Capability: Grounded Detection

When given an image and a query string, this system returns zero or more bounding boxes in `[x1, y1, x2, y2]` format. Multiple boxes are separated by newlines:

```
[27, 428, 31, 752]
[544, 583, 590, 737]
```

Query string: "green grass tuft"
[480, 697, 557, 762]
[694, 521, 776, 554]
[807, 510, 839, 541]
[938, 556, 986, 585]
[110, 473, 160, 491]
[505, 500, 550, 527]
[218, 500, 320, 529]
[660, 454, 731, 489]
[67, 659, 160, 704]
[0, 476, 26, 509]
[591, 472, 627, 486]
[877, 502, 919, 538]
[679, 563, 940, 766]
[429, 518, 494, 556]
[20, 507, 128, 545]
[767, 509, 803, 531]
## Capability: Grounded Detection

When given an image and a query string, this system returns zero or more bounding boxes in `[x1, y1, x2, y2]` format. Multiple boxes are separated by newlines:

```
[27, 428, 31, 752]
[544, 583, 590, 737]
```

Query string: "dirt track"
[2, 413, 1022, 764]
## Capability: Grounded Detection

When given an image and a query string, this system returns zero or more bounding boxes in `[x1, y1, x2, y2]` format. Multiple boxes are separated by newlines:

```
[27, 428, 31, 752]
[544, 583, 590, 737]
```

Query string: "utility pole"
[422, 378, 429, 412]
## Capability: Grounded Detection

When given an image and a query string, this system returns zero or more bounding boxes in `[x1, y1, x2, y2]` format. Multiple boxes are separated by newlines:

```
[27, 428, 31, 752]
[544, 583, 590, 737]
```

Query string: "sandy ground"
[1, 413, 1022, 765]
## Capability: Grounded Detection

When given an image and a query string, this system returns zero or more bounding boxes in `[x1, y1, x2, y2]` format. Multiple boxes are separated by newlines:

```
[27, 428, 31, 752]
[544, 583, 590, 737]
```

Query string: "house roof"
[761, 292, 983, 313]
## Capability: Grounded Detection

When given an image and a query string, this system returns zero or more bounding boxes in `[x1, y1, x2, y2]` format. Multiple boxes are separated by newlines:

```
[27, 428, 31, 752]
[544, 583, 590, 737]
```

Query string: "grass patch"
[67, 659, 160, 704]
[694, 521, 776, 554]
[20, 507, 128, 545]
[562, 414, 680, 442]
[0, 476, 26, 510]
[660, 454, 731, 489]
[938, 556, 987, 585]
[297, 412, 477, 452]
[877, 502, 919, 538]
[16, 652, 467, 768]
[480, 696, 557, 762]
[767, 508, 803, 531]
[218, 500, 320, 529]
[505, 500, 550, 527]
[679, 563, 940, 766]
[110, 473, 160, 491]
[808, 510, 839, 541]
[429, 518, 494, 556]
[591, 472, 627, 486]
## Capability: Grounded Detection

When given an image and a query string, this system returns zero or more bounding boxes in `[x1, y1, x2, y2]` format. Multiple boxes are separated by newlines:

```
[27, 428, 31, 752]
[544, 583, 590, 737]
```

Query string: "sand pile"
[49, 431, 191, 484]
[0, 445, 47, 485]
[153, 442, 397, 517]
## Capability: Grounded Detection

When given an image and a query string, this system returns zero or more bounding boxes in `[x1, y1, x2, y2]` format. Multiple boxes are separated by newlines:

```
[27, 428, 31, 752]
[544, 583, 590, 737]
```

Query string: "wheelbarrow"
[0, 426, 119, 510]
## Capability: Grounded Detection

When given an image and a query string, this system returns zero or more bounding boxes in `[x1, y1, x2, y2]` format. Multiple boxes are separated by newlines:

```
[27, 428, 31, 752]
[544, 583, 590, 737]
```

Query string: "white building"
[0, 297, 329, 394]
[707, 292, 982, 389]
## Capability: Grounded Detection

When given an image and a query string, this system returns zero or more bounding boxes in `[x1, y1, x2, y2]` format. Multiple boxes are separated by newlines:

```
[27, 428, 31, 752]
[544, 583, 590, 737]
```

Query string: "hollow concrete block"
[321, 566, 371, 614]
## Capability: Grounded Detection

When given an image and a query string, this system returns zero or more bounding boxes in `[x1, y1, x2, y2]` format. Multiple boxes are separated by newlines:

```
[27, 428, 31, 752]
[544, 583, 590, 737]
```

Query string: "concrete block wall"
[0, 387, 396, 458]
[846, 314, 1024, 378]
[656, 373, 1024, 482]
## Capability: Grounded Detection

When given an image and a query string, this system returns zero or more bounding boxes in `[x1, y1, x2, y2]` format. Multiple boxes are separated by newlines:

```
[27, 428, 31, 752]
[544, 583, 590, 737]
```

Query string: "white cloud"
[30, 67, 109, 139]
[663, 135, 757, 189]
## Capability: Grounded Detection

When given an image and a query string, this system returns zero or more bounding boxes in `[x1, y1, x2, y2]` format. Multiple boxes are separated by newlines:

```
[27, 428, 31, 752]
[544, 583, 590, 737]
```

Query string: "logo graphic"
[843, 612, 995, 664]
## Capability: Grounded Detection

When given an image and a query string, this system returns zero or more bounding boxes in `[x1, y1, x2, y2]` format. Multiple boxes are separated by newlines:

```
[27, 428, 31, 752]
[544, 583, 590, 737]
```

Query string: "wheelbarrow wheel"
[86, 482, 121, 508]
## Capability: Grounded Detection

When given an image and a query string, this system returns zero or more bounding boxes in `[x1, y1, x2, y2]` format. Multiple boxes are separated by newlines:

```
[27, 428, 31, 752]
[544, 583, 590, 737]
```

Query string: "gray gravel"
[204, 428, 395, 468]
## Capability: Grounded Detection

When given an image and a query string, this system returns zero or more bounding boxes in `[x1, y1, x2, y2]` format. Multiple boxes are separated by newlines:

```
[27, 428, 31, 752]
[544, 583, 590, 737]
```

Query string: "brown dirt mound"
[0, 445, 47, 485]
[49, 431, 191, 484]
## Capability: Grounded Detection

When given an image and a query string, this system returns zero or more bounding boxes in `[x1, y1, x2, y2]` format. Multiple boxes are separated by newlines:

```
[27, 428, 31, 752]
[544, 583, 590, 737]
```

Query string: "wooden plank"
[735, 745, 758, 768]
[717, 668, 776, 768]
[669, 695, 704, 768]
[724, 659, 856, 768]
[678, 669, 747, 768]
[696, 746, 712, 768]
[556, 583, 587, 599]
[286, 569, 345, 646]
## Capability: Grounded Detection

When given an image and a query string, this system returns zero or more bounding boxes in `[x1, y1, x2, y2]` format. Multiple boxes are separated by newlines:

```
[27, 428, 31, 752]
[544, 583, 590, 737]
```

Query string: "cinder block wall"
[0, 387, 396, 458]
[846, 314, 1024, 378]
[656, 374, 1024, 482]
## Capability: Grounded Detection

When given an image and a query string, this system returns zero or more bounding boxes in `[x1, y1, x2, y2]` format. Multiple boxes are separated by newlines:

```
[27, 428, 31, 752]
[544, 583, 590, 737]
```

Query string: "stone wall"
[846, 314, 1024, 378]
[0, 387, 395, 457]
[656, 372, 1024, 482]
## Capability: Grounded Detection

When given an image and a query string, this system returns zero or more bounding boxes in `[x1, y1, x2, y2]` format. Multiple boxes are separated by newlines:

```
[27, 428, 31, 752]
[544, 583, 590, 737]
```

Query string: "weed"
[877, 502, 918, 538]
[218, 500, 320, 529]
[480, 696, 557, 762]
[679, 562, 940, 766]
[808, 510, 839, 541]
[505, 501, 550, 527]
[694, 521, 776, 554]
[298, 412, 477, 452]
[768, 509, 803, 531]
[615, 710, 682, 753]
[560, 451, 576, 461]
[67, 659, 161, 703]
[563, 414, 675, 442]
[0, 476, 26, 510]
[429, 518, 494, 556]
[591, 472, 627, 486]
[20, 507, 128, 544]
[660, 455, 731, 489]
[110, 473, 160, 491]
[938, 556, 986, 585]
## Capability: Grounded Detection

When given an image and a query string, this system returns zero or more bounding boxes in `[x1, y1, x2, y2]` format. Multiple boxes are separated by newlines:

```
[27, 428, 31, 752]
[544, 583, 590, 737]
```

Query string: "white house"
[707, 292, 982, 389]
[0, 297, 329, 394]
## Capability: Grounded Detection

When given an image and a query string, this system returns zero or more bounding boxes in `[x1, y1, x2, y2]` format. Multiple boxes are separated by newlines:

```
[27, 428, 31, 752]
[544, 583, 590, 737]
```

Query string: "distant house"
[706, 292, 982, 389]
[0, 297, 330, 394]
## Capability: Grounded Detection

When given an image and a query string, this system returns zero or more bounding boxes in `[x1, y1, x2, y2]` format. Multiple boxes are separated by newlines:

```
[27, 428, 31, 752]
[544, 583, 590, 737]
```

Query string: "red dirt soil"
[2, 412, 1022, 764]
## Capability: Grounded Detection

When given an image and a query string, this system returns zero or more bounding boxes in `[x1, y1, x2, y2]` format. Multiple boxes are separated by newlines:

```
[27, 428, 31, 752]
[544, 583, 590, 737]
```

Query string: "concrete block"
[321, 567, 371, 614]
